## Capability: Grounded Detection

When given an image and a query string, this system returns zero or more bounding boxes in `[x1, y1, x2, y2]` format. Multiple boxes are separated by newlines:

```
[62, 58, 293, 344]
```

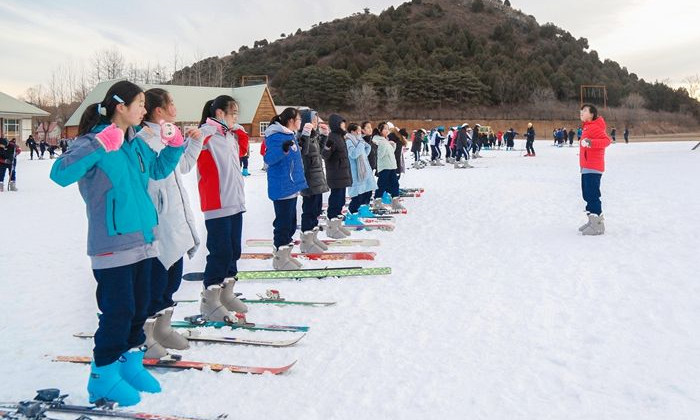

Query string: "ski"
[0, 389, 226, 420]
[173, 314, 310, 333]
[72, 331, 305, 347]
[53, 356, 295, 375]
[240, 251, 375, 261]
[399, 192, 421, 198]
[246, 238, 380, 247]
[310, 223, 394, 232]
[400, 187, 424, 193]
[337, 212, 395, 221]
[183, 266, 391, 281]
[370, 207, 407, 215]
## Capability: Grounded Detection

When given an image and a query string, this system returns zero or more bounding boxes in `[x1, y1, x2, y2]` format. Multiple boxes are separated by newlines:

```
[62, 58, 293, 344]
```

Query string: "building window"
[259, 122, 269, 136]
[3, 119, 20, 138]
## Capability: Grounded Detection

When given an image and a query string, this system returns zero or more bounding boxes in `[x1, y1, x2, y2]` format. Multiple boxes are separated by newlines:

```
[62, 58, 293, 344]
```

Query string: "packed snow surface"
[1, 141, 698, 420]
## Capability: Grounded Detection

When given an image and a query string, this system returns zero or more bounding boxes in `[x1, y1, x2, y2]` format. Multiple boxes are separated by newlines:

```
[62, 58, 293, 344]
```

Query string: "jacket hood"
[264, 121, 294, 138]
[328, 114, 346, 135]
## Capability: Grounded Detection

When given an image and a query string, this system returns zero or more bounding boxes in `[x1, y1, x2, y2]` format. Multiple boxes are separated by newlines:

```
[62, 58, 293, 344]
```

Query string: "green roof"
[65, 79, 269, 127]
[0, 91, 50, 117]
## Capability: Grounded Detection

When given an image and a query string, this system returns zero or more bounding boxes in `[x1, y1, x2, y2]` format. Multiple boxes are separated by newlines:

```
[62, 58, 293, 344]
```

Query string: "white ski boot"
[273, 244, 302, 270]
[220, 277, 248, 313]
[311, 226, 329, 250]
[143, 318, 169, 359]
[391, 197, 406, 211]
[581, 214, 605, 236]
[152, 307, 189, 350]
[200, 285, 233, 322]
[326, 218, 348, 239]
[8, 181, 17, 191]
[301, 230, 325, 253]
[579, 212, 592, 232]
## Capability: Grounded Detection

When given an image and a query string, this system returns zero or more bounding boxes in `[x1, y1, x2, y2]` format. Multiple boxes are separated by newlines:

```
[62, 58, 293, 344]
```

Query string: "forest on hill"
[172, 0, 698, 125]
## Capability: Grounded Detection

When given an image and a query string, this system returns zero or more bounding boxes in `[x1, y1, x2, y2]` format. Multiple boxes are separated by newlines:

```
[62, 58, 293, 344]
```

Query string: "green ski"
[183, 266, 391, 281]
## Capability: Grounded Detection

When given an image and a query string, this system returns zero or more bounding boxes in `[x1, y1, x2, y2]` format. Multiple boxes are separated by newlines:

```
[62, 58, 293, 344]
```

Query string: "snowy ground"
[0, 140, 699, 420]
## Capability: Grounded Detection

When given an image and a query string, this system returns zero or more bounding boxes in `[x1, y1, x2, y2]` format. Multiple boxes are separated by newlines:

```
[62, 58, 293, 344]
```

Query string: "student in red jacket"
[578, 103, 611, 235]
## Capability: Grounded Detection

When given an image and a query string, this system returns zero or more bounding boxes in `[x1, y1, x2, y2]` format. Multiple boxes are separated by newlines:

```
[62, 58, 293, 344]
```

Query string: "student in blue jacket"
[263, 107, 308, 269]
[50, 80, 184, 406]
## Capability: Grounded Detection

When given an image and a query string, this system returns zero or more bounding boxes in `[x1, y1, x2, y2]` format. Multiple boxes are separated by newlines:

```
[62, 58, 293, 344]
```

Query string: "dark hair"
[347, 123, 360, 132]
[144, 88, 171, 122]
[581, 103, 598, 120]
[78, 80, 143, 136]
[361, 121, 371, 131]
[271, 107, 299, 128]
[399, 128, 409, 138]
[371, 122, 388, 137]
[200, 95, 238, 126]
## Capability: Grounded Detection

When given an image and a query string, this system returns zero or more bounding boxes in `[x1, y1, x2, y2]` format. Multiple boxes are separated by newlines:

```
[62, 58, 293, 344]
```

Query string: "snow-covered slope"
[0, 141, 698, 420]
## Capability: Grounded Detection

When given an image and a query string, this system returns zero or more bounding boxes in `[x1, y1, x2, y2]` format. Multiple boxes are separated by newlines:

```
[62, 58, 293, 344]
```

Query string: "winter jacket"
[321, 114, 352, 189]
[456, 128, 470, 149]
[264, 122, 308, 200]
[142, 121, 202, 269]
[298, 110, 329, 196]
[197, 118, 246, 219]
[363, 134, 378, 171]
[50, 124, 183, 256]
[580, 117, 611, 173]
[373, 135, 397, 172]
[410, 132, 422, 153]
[0, 140, 16, 166]
[526, 127, 535, 141]
[345, 133, 377, 197]
[388, 129, 406, 174]
[236, 126, 250, 158]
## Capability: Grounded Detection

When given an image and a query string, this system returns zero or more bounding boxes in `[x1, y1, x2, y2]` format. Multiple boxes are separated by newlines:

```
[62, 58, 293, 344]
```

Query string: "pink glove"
[159, 120, 184, 147]
[319, 123, 330, 136]
[95, 124, 124, 152]
[302, 123, 313, 137]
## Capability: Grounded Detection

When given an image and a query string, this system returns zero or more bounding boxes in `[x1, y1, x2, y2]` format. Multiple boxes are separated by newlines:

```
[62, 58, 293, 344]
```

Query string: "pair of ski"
[0, 388, 228, 420]
[183, 266, 391, 281]
[240, 251, 375, 261]
[307, 223, 394, 232]
[74, 330, 306, 348]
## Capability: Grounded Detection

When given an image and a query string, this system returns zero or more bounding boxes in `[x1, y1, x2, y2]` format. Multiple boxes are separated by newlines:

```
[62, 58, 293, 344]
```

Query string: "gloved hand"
[319, 123, 330, 137]
[282, 140, 295, 153]
[160, 120, 184, 147]
[95, 123, 124, 152]
[581, 138, 591, 148]
[302, 123, 313, 137]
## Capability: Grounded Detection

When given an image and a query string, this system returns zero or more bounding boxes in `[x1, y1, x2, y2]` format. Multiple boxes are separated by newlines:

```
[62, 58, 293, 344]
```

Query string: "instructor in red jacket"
[578, 103, 611, 235]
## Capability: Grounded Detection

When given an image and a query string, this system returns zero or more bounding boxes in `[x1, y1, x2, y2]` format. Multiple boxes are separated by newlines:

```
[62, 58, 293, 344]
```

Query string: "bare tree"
[384, 85, 401, 117]
[91, 47, 125, 82]
[683, 74, 700, 100]
[347, 84, 379, 119]
[620, 93, 646, 128]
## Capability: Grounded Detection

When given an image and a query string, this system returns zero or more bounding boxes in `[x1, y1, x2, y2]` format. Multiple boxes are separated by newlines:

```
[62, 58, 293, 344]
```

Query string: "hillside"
[172, 0, 700, 122]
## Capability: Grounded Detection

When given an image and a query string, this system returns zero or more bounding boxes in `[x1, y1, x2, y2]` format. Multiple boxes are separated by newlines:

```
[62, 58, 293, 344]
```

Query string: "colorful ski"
[371, 207, 407, 215]
[400, 187, 424, 193]
[72, 331, 305, 347]
[399, 192, 421, 198]
[172, 315, 310, 333]
[240, 252, 375, 261]
[183, 266, 391, 281]
[53, 356, 295, 375]
[246, 238, 380, 247]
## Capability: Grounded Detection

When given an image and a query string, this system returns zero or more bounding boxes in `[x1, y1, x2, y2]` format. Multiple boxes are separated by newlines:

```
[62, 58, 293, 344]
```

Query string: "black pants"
[327, 188, 346, 220]
[376, 169, 399, 199]
[301, 193, 322, 232]
[92, 258, 153, 366]
[203, 213, 243, 287]
[0, 164, 15, 182]
[413, 151, 420, 162]
[149, 257, 183, 315]
[348, 191, 372, 214]
[526, 140, 535, 155]
[29, 146, 39, 159]
[273, 197, 297, 248]
[581, 173, 603, 215]
[430, 145, 439, 161]
[240, 156, 249, 169]
[455, 146, 469, 161]
[445, 144, 452, 159]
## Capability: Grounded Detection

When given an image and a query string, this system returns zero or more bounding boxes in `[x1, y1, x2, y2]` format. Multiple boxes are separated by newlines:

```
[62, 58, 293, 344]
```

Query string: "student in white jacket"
[141, 88, 214, 357]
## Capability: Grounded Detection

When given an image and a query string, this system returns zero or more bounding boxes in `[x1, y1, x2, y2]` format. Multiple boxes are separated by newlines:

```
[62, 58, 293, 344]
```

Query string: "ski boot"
[343, 213, 364, 226]
[273, 244, 302, 270]
[358, 204, 376, 218]
[152, 307, 190, 351]
[241, 168, 250, 176]
[8, 181, 17, 191]
[119, 347, 161, 393]
[311, 226, 329, 250]
[301, 230, 326, 253]
[143, 318, 170, 359]
[87, 360, 140, 406]
[220, 277, 248, 313]
[200, 285, 233, 322]
[582, 214, 605, 236]
[578, 212, 592, 232]
[391, 197, 405, 211]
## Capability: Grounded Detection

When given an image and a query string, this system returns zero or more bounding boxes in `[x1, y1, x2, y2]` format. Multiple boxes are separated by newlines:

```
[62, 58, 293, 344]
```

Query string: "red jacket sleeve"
[234, 128, 249, 157]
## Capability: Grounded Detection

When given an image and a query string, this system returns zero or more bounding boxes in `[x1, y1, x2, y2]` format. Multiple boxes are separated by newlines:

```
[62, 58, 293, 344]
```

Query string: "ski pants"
[430, 145, 439, 161]
[348, 191, 372, 214]
[29, 146, 39, 159]
[239, 156, 249, 169]
[203, 212, 243, 287]
[526, 140, 535, 155]
[455, 146, 469, 161]
[301, 193, 322, 232]
[376, 169, 399, 199]
[0, 164, 15, 182]
[445, 144, 452, 159]
[149, 257, 183, 315]
[327, 188, 346, 221]
[92, 258, 153, 366]
[581, 173, 603, 215]
[273, 197, 297, 249]
[413, 151, 420, 162]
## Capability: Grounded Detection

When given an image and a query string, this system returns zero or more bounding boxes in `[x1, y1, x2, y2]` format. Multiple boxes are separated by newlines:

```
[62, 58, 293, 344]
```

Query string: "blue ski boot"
[343, 213, 364, 226]
[88, 360, 140, 406]
[119, 348, 161, 393]
[381, 192, 392, 205]
[357, 205, 376, 218]
[241, 168, 250, 176]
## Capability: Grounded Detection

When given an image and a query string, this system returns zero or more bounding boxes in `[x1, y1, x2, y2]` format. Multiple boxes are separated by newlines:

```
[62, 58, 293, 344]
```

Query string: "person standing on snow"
[525, 123, 536, 156]
[577, 103, 612, 236]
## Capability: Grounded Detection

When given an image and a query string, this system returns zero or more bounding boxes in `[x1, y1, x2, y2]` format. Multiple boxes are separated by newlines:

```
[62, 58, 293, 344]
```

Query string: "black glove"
[282, 140, 294, 152]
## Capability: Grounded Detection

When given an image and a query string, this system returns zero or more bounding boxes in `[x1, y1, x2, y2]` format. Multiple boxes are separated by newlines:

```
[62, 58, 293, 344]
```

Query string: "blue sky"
[1, 0, 698, 98]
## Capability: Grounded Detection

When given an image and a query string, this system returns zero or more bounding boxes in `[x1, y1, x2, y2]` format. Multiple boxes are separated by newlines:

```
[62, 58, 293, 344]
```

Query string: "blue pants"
[273, 197, 297, 248]
[348, 191, 372, 213]
[149, 257, 183, 315]
[327, 188, 345, 220]
[581, 173, 603, 215]
[301, 193, 322, 232]
[239, 156, 249, 169]
[0, 164, 15, 182]
[203, 213, 243, 287]
[92, 258, 153, 366]
[376, 169, 399, 198]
